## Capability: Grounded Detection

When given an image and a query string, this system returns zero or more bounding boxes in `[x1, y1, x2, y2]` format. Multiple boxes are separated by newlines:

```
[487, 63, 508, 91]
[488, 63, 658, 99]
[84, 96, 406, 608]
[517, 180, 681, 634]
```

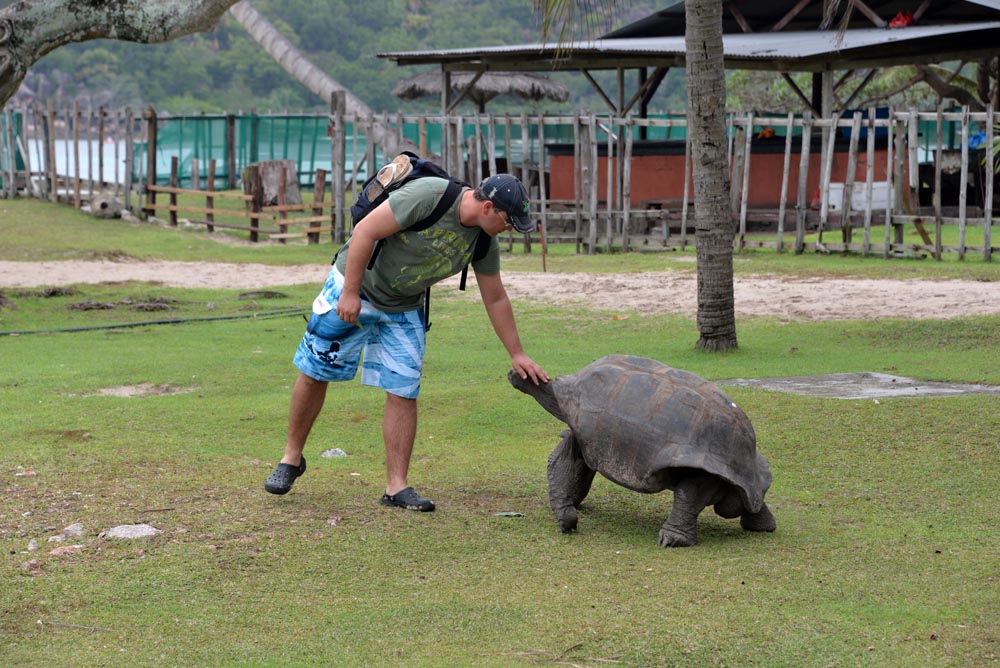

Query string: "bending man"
[264, 172, 548, 511]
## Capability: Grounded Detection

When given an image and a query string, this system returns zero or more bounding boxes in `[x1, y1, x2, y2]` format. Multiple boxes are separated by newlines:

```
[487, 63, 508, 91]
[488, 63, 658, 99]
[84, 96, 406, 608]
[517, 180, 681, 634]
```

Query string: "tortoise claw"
[554, 505, 578, 533]
[659, 524, 697, 547]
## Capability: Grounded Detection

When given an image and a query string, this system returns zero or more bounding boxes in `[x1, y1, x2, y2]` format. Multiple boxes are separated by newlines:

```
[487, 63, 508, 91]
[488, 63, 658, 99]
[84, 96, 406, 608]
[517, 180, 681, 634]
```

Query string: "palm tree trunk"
[229, 1, 415, 155]
[685, 0, 737, 351]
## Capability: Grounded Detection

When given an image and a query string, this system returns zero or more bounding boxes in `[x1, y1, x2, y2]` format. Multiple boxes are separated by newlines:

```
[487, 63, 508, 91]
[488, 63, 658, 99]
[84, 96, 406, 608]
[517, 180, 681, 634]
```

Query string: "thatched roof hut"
[392, 71, 570, 113]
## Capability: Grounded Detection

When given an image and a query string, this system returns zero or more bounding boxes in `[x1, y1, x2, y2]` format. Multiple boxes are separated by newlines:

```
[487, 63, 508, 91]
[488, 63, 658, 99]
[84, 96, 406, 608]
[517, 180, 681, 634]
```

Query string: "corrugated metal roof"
[604, 0, 1000, 38]
[379, 22, 1000, 72]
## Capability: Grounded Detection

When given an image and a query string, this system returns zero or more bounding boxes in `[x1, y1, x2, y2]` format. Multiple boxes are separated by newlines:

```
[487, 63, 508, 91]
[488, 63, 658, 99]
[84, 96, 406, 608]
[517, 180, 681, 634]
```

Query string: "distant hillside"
[9, 0, 688, 114]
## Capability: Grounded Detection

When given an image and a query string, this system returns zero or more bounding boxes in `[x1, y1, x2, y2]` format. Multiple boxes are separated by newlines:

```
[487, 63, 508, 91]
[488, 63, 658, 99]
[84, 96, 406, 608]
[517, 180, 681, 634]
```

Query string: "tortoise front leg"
[547, 430, 596, 533]
[659, 472, 726, 547]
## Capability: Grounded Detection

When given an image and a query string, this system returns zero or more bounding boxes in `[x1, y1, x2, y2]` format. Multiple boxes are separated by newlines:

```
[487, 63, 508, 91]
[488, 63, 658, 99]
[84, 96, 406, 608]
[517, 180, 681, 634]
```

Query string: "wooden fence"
[142, 157, 337, 244]
[2, 102, 140, 208]
[4, 101, 997, 260]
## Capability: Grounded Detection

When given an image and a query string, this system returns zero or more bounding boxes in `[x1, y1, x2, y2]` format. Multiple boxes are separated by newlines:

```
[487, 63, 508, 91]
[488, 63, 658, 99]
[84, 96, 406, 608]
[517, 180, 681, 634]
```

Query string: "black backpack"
[345, 151, 490, 331]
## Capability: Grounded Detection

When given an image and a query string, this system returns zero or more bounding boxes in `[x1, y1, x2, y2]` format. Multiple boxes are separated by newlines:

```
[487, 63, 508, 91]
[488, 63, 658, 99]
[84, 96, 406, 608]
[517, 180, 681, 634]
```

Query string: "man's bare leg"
[281, 373, 328, 466]
[380, 392, 434, 511]
[383, 392, 417, 495]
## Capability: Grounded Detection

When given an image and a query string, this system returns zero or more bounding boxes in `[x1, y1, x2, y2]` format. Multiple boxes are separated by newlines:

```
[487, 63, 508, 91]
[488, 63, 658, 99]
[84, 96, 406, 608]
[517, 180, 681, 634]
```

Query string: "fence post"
[817, 114, 838, 247]
[226, 113, 237, 190]
[169, 156, 179, 227]
[97, 106, 105, 190]
[84, 106, 93, 199]
[622, 114, 633, 252]
[605, 115, 614, 254]
[276, 165, 288, 245]
[311, 167, 327, 245]
[795, 111, 813, 254]
[123, 107, 134, 211]
[46, 101, 57, 202]
[146, 107, 158, 212]
[190, 157, 200, 192]
[862, 107, 876, 257]
[72, 100, 81, 208]
[776, 112, 795, 253]
[206, 159, 216, 234]
[842, 111, 862, 248]
[884, 110, 897, 258]
[17, 106, 35, 197]
[737, 112, 753, 250]
[576, 112, 583, 255]
[587, 114, 598, 254]
[3, 107, 15, 197]
[243, 163, 263, 243]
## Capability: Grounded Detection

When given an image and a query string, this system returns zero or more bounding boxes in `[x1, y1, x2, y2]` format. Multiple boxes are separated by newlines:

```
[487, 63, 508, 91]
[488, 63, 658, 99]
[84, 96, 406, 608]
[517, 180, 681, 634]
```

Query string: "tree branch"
[916, 64, 984, 110]
[1, 0, 239, 108]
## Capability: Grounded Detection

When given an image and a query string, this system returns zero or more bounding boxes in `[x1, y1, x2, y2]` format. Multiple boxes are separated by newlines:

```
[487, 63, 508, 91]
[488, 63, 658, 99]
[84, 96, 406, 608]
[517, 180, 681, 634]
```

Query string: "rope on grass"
[1, 307, 308, 336]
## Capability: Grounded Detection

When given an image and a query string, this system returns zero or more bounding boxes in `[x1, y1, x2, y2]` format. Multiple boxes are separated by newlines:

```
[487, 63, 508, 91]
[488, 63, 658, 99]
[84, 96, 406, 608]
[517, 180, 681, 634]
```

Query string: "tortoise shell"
[552, 355, 770, 512]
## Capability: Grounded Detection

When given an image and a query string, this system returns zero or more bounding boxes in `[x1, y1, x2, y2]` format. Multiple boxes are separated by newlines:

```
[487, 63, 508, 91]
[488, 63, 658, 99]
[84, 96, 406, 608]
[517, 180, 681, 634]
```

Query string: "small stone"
[87, 192, 123, 218]
[49, 545, 83, 557]
[47, 535, 65, 543]
[62, 523, 85, 538]
[27, 539, 38, 552]
[21, 559, 43, 576]
[321, 448, 348, 458]
[104, 524, 161, 539]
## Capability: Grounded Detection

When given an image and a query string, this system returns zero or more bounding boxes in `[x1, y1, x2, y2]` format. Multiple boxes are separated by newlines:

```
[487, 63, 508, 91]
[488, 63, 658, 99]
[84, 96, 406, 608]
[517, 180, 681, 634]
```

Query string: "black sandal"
[380, 487, 435, 512]
[264, 456, 306, 495]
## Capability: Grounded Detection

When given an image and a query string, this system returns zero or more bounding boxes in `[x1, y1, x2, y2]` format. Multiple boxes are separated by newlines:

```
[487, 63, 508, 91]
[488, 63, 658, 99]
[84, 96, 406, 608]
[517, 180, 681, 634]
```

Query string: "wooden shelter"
[379, 0, 1000, 119]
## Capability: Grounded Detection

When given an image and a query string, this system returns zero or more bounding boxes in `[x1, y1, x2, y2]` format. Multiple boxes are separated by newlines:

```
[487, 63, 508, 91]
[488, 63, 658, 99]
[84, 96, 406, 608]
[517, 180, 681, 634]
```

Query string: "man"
[264, 172, 549, 511]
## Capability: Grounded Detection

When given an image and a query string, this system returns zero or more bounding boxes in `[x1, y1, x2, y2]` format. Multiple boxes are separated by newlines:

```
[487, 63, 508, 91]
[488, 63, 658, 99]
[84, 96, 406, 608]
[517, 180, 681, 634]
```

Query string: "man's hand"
[511, 352, 549, 386]
[336, 291, 362, 324]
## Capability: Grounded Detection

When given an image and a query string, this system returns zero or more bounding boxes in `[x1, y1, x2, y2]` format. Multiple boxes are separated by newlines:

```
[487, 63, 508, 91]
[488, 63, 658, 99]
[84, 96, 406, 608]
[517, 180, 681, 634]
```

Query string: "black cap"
[480, 174, 535, 233]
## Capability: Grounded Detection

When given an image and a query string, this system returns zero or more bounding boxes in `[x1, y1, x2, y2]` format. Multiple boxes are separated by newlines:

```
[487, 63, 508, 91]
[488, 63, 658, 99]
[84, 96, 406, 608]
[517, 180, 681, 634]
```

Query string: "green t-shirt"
[335, 177, 501, 312]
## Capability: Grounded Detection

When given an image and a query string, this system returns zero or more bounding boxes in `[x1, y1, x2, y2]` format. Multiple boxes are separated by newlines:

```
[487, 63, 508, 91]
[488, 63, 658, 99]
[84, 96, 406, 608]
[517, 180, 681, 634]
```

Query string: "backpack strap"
[458, 230, 492, 291]
[409, 179, 464, 232]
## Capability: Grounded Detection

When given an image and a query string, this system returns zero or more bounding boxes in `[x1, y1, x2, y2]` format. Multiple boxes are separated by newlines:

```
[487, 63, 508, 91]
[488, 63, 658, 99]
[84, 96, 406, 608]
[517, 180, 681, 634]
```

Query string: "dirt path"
[2, 259, 999, 321]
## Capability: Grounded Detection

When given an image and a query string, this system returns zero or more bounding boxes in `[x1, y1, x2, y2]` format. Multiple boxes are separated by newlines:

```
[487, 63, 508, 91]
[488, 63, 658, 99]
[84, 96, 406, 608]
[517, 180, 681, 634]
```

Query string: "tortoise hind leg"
[659, 472, 726, 547]
[740, 502, 777, 533]
[547, 430, 596, 533]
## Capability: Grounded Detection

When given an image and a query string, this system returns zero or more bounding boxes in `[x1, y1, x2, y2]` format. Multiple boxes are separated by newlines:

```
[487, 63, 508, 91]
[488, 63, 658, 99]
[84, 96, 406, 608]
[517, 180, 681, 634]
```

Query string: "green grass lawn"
[1, 198, 999, 667]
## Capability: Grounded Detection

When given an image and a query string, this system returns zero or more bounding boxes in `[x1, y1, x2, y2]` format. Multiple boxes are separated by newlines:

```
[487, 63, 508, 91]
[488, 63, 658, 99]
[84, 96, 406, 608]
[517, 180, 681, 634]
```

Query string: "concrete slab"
[718, 372, 1000, 400]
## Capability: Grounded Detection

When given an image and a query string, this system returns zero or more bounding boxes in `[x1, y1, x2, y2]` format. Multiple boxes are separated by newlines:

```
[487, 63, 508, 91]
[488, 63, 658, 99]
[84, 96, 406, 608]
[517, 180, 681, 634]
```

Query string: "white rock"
[27, 539, 38, 552]
[63, 523, 85, 538]
[321, 448, 348, 458]
[104, 524, 161, 539]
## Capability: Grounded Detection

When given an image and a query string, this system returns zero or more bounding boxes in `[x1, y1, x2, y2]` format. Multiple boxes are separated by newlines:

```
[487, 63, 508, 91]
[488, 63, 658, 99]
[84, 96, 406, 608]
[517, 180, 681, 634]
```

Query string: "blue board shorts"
[293, 267, 426, 399]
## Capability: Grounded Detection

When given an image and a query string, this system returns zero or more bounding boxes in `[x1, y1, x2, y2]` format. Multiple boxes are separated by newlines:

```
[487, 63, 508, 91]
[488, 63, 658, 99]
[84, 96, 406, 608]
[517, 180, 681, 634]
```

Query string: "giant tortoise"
[509, 355, 776, 547]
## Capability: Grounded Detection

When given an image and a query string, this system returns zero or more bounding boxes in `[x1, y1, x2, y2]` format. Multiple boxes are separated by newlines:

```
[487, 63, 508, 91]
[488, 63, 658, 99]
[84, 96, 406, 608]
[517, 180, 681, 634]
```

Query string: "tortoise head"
[507, 369, 568, 423]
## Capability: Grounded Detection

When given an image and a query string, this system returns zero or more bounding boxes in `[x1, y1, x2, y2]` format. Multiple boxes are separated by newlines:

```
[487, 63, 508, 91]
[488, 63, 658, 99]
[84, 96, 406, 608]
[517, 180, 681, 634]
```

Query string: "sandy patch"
[2, 259, 999, 322]
[93, 383, 193, 398]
